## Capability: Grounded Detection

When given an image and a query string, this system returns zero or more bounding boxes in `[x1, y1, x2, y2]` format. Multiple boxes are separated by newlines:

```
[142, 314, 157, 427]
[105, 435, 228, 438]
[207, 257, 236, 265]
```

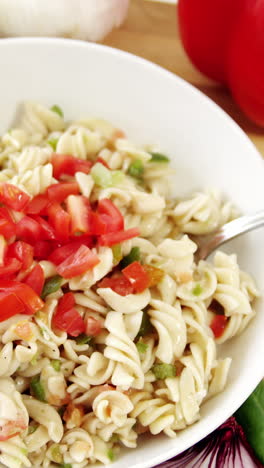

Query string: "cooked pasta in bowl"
[0, 38, 263, 468]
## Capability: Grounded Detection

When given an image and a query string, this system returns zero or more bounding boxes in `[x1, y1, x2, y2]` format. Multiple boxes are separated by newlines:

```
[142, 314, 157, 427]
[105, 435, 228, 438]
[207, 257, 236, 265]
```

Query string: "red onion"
[156, 418, 263, 468]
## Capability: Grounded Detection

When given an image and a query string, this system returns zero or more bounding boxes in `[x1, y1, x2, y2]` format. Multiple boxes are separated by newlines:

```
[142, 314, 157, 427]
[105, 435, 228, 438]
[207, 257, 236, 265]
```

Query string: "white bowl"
[0, 38, 263, 468]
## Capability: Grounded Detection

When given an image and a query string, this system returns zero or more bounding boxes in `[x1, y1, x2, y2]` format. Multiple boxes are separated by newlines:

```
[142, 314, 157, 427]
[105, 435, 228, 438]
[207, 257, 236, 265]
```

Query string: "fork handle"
[199, 210, 264, 259]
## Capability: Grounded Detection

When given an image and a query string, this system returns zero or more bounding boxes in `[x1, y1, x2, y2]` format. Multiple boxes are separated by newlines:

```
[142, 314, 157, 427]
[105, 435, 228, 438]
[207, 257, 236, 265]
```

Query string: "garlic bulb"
[0, 0, 130, 42]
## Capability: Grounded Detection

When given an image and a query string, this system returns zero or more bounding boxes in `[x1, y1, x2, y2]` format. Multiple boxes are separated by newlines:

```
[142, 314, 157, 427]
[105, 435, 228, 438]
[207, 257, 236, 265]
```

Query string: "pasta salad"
[0, 102, 259, 468]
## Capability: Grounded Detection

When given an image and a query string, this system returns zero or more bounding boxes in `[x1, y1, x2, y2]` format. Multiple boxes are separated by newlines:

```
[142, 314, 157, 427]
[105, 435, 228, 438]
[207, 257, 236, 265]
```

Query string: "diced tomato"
[47, 182, 80, 203]
[58, 292, 75, 312]
[122, 261, 150, 293]
[0, 218, 16, 240]
[89, 212, 111, 235]
[7, 241, 34, 270]
[85, 316, 102, 336]
[32, 216, 55, 240]
[51, 154, 92, 179]
[210, 315, 228, 338]
[47, 203, 71, 242]
[0, 184, 30, 212]
[53, 292, 85, 337]
[23, 264, 45, 296]
[49, 239, 92, 265]
[98, 274, 134, 296]
[62, 309, 85, 336]
[0, 206, 16, 241]
[0, 207, 14, 223]
[0, 258, 22, 279]
[56, 244, 100, 279]
[0, 292, 25, 321]
[66, 195, 90, 235]
[0, 418, 27, 441]
[26, 194, 50, 216]
[33, 241, 53, 260]
[98, 228, 140, 246]
[16, 216, 42, 243]
[98, 199, 124, 232]
[0, 280, 44, 315]
[72, 159, 93, 174]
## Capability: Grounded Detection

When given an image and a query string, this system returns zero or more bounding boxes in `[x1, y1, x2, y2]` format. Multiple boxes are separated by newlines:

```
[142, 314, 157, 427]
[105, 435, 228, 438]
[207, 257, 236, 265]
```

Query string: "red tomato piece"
[56, 244, 100, 279]
[48, 239, 92, 265]
[53, 292, 85, 337]
[16, 216, 42, 243]
[178, 0, 244, 84]
[63, 309, 86, 337]
[0, 217, 16, 240]
[227, 1, 264, 127]
[210, 315, 228, 338]
[32, 216, 56, 240]
[51, 154, 92, 179]
[98, 199, 124, 232]
[47, 182, 80, 203]
[0, 258, 22, 279]
[89, 212, 106, 235]
[23, 264, 45, 296]
[0, 184, 30, 212]
[98, 274, 134, 296]
[85, 316, 102, 336]
[26, 194, 50, 215]
[0, 207, 14, 223]
[122, 261, 150, 293]
[0, 206, 16, 241]
[33, 241, 53, 260]
[47, 203, 71, 242]
[0, 292, 25, 322]
[98, 228, 140, 246]
[58, 292, 75, 312]
[0, 280, 44, 314]
[66, 195, 90, 235]
[7, 241, 34, 271]
[90, 212, 112, 235]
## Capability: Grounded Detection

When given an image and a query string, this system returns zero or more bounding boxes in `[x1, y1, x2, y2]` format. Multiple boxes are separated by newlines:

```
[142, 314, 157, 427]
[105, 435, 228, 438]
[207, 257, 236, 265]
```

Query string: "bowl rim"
[0, 37, 263, 467]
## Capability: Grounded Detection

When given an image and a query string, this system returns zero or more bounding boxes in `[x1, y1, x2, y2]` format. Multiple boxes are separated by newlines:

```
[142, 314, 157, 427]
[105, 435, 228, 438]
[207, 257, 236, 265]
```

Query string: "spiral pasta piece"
[17, 101, 65, 138]
[9, 163, 53, 196]
[104, 312, 144, 390]
[172, 190, 237, 234]
[148, 299, 187, 364]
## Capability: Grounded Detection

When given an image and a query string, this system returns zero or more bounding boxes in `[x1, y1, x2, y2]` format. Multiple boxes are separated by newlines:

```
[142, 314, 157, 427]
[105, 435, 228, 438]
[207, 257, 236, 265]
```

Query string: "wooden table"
[102, 0, 264, 158]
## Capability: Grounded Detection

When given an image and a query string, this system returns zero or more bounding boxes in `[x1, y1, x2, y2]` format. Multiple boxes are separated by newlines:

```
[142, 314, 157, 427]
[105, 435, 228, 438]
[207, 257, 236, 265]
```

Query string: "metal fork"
[190, 210, 264, 261]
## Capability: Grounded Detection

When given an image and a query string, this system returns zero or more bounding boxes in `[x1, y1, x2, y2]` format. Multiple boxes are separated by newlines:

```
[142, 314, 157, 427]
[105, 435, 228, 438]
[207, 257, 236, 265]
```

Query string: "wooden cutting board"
[102, 0, 264, 157]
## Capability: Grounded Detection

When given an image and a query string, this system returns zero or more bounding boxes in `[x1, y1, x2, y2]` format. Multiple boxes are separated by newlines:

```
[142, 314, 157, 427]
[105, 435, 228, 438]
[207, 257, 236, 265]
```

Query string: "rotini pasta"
[0, 102, 258, 467]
